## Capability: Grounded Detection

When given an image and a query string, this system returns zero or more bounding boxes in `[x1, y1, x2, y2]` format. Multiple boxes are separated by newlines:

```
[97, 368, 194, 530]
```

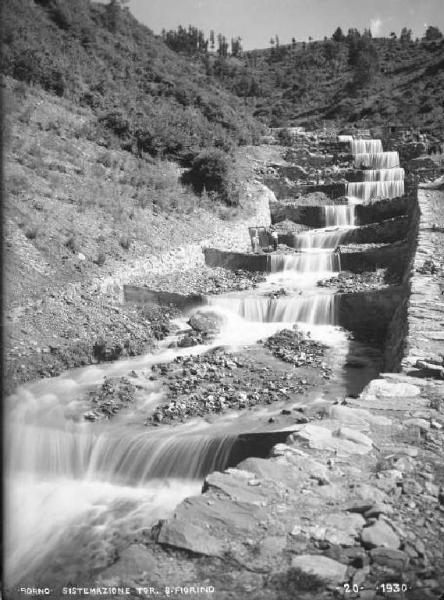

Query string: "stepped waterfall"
[348, 139, 404, 202]
[6, 131, 397, 591]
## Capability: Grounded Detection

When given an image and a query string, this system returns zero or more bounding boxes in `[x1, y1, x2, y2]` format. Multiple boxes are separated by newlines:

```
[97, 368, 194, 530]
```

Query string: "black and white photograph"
[2, 0, 444, 598]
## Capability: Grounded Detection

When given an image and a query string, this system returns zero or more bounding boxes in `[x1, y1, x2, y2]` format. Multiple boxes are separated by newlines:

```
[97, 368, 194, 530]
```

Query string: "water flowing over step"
[9, 425, 236, 483]
[354, 152, 400, 170]
[351, 139, 383, 154]
[207, 294, 337, 325]
[324, 205, 356, 227]
[269, 252, 341, 274]
[363, 168, 405, 182]
[346, 180, 405, 202]
[290, 228, 351, 250]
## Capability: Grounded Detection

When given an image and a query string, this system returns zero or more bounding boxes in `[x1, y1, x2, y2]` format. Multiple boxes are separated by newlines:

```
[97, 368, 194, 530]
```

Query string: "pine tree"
[332, 27, 345, 42]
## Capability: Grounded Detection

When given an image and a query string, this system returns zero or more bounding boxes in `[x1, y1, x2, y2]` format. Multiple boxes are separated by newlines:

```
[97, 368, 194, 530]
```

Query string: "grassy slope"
[3, 79, 238, 299]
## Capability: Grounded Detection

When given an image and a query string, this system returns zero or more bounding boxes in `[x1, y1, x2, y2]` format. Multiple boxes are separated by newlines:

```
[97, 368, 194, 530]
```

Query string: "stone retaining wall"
[355, 196, 409, 225]
[383, 185, 420, 370]
[264, 179, 346, 201]
[340, 242, 409, 277]
[124, 286, 204, 309]
[400, 188, 444, 373]
[337, 286, 406, 342]
[204, 248, 269, 272]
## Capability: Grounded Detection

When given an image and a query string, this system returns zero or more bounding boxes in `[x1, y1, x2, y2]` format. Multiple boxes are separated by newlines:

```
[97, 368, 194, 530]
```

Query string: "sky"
[126, 0, 444, 49]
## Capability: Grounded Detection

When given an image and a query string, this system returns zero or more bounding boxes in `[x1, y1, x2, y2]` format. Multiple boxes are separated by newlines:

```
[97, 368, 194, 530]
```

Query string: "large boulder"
[360, 520, 400, 550]
[188, 310, 225, 335]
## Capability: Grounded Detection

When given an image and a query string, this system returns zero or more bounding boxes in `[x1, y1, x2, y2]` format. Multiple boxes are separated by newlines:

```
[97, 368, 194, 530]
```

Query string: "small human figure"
[252, 231, 260, 254]
[270, 228, 279, 251]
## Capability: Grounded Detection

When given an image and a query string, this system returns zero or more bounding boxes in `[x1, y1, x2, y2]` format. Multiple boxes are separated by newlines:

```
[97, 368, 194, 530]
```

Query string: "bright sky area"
[126, 0, 444, 49]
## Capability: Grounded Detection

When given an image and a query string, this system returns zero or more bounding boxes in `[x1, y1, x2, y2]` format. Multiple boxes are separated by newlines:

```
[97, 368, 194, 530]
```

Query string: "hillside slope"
[184, 33, 444, 132]
[2, 0, 264, 162]
[241, 37, 444, 131]
[2, 76, 263, 392]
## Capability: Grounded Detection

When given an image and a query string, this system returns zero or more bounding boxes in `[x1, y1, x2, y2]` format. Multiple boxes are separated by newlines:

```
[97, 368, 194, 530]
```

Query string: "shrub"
[276, 128, 294, 146]
[182, 148, 238, 204]
[6, 173, 30, 195]
[99, 110, 130, 138]
[24, 224, 39, 240]
[119, 235, 132, 250]
[95, 252, 106, 266]
[65, 234, 80, 253]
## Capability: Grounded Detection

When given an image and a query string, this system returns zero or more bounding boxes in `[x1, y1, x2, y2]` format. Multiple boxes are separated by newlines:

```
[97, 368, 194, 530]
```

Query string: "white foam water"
[269, 251, 341, 275]
[353, 152, 400, 169]
[323, 204, 356, 227]
[363, 168, 405, 182]
[207, 294, 337, 326]
[351, 139, 383, 154]
[346, 180, 405, 202]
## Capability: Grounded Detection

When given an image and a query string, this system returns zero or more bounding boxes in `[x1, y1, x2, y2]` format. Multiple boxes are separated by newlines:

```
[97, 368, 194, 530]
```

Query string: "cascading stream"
[347, 137, 404, 203]
[6, 131, 392, 591]
[9, 423, 236, 483]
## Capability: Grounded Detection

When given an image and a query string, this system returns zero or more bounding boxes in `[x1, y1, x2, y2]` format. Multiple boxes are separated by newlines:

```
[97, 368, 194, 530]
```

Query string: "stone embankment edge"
[401, 188, 444, 371]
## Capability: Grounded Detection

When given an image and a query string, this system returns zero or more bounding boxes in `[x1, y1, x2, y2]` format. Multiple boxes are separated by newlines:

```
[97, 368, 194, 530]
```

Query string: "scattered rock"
[293, 424, 373, 455]
[332, 427, 373, 448]
[404, 418, 430, 430]
[97, 544, 156, 585]
[188, 310, 225, 336]
[262, 325, 328, 370]
[308, 512, 366, 546]
[291, 555, 348, 584]
[360, 520, 400, 550]
[401, 479, 423, 495]
[157, 519, 224, 557]
[85, 376, 137, 420]
[369, 547, 409, 571]
[361, 379, 421, 400]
